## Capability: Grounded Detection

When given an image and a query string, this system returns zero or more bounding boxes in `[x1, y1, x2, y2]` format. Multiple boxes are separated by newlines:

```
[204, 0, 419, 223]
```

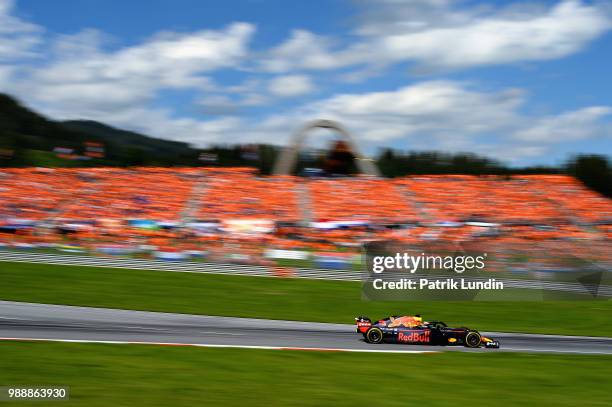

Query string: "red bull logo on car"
[397, 330, 430, 343]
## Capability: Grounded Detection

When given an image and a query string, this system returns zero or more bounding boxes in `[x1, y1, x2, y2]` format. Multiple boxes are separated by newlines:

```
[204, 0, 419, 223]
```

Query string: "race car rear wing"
[355, 316, 372, 333]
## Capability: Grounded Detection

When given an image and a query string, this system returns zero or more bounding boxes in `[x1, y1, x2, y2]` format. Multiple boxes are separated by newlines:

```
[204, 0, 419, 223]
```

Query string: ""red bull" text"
[397, 330, 430, 343]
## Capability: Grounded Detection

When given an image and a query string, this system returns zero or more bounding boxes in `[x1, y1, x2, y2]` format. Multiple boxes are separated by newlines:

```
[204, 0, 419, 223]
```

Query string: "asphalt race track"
[2, 301, 612, 354]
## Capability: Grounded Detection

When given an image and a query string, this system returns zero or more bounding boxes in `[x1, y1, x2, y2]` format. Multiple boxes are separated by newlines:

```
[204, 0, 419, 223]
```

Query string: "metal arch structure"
[273, 119, 381, 176]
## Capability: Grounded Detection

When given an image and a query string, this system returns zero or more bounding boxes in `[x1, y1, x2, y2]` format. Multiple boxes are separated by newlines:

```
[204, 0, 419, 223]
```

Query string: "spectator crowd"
[0, 167, 610, 271]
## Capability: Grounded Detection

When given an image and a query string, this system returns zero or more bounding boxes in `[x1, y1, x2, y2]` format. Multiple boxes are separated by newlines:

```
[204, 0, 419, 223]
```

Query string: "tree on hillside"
[567, 155, 612, 198]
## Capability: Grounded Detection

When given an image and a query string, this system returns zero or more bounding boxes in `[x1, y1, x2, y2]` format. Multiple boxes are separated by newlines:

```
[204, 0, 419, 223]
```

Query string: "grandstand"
[0, 167, 610, 265]
[0, 120, 610, 271]
[2, 168, 609, 226]
[197, 168, 299, 222]
[309, 177, 417, 223]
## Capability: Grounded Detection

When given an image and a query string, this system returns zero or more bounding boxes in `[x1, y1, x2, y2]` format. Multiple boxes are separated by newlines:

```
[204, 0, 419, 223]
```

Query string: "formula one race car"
[355, 315, 500, 348]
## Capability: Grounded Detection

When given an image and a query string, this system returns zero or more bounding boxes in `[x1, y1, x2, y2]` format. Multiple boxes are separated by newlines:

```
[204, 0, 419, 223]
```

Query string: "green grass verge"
[0, 261, 611, 335]
[0, 342, 610, 406]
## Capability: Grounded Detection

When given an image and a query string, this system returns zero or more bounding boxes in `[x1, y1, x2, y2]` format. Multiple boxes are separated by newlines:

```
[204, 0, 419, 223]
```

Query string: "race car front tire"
[464, 331, 482, 348]
[366, 327, 384, 344]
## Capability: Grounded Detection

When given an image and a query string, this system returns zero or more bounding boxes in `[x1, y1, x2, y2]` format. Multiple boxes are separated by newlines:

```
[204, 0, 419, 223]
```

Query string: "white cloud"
[261, 0, 611, 73]
[183, 81, 611, 165]
[0, 0, 43, 60]
[268, 74, 314, 97]
[14, 23, 254, 114]
[260, 30, 346, 73]
[95, 106, 243, 146]
[0, 3, 260, 142]
[0, 0, 40, 34]
[196, 74, 315, 114]
[375, 0, 611, 70]
[304, 81, 524, 142]
[296, 82, 611, 163]
[512, 107, 612, 142]
[50, 29, 108, 59]
[0, 64, 14, 86]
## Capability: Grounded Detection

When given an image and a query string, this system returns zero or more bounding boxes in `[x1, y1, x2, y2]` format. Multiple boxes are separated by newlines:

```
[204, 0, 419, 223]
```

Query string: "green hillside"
[0, 94, 200, 167]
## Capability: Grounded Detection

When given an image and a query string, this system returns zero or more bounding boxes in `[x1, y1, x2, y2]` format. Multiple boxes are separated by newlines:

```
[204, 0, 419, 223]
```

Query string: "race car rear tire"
[465, 331, 482, 348]
[366, 327, 384, 344]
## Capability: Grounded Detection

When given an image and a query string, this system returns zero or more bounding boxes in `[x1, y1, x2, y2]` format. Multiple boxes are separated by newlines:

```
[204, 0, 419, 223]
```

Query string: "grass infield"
[0, 342, 610, 406]
[0, 261, 611, 336]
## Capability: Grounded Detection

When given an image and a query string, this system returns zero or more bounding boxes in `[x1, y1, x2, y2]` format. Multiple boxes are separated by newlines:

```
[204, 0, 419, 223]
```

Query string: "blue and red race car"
[355, 315, 500, 348]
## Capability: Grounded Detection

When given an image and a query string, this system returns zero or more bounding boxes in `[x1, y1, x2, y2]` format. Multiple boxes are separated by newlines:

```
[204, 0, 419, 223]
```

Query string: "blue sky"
[1, 0, 611, 166]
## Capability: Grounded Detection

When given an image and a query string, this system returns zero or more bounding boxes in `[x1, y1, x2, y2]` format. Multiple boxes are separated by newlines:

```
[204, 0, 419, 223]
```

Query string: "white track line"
[0, 337, 435, 353]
